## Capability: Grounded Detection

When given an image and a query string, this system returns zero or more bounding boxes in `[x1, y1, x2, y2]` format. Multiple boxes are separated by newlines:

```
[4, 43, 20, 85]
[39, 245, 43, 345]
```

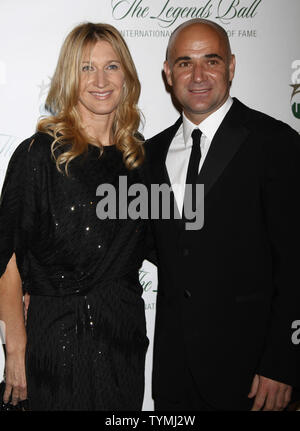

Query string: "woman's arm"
[0, 254, 27, 405]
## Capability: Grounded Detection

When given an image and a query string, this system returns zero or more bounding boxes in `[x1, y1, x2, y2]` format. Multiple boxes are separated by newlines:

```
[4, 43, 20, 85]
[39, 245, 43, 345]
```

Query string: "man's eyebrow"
[204, 53, 224, 61]
[173, 53, 225, 65]
[173, 56, 192, 65]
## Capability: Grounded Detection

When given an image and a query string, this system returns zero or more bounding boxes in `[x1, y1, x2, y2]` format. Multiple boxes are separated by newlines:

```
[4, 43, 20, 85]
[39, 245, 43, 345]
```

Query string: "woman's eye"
[107, 64, 119, 70]
[82, 65, 94, 72]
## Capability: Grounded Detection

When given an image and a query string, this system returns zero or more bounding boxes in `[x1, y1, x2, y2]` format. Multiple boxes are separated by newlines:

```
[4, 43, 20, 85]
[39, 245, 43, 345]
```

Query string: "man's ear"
[229, 54, 236, 83]
[163, 60, 173, 87]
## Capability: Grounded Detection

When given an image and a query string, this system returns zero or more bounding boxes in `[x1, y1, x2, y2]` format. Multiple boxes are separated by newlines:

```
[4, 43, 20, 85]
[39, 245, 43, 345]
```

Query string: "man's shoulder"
[234, 98, 298, 137]
[146, 123, 177, 143]
[145, 118, 182, 152]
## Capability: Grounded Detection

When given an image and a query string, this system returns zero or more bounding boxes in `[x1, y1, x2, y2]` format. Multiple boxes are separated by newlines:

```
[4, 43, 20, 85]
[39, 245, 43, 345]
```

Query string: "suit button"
[183, 248, 189, 257]
[184, 289, 192, 299]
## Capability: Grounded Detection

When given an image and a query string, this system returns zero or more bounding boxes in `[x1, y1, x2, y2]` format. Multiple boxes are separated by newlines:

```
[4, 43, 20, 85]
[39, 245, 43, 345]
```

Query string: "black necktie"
[186, 128, 202, 186]
[184, 128, 202, 216]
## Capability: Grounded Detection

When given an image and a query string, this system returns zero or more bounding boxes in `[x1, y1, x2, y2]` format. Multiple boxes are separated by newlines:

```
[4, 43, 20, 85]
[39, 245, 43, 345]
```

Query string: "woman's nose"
[92, 68, 108, 87]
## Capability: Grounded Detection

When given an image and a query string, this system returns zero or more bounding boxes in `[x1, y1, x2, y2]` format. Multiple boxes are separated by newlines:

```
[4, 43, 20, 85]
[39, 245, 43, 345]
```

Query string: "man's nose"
[192, 63, 205, 82]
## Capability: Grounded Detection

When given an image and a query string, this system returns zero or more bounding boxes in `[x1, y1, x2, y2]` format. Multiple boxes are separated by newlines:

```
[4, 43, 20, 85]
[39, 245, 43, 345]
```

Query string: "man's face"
[164, 24, 235, 124]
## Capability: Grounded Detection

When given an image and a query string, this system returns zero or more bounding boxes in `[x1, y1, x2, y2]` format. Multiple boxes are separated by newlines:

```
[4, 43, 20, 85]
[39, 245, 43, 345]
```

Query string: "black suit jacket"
[144, 98, 300, 410]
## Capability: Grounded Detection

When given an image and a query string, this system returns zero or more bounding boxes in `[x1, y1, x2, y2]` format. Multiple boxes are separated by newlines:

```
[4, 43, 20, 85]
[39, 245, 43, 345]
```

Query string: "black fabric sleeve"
[138, 153, 158, 267]
[257, 124, 300, 389]
[144, 221, 158, 266]
[0, 134, 46, 279]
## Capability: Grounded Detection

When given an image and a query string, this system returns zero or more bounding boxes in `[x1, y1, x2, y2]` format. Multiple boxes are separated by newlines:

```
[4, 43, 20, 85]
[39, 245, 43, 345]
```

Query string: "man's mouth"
[189, 88, 211, 94]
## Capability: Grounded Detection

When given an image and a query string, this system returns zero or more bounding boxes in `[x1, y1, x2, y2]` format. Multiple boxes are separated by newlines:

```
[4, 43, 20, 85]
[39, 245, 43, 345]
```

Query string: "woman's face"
[77, 40, 125, 120]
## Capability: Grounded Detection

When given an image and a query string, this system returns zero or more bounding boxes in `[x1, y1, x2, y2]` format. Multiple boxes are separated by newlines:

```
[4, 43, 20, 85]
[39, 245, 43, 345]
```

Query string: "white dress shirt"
[166, 97, 233, 215]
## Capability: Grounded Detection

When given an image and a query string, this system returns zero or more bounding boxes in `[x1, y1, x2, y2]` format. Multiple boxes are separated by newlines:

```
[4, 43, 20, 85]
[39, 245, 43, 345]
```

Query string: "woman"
[0, 22, 148, 410]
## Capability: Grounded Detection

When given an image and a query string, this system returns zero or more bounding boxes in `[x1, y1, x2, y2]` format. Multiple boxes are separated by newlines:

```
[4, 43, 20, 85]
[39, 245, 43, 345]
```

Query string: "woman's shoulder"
[11, 131, 54, 164]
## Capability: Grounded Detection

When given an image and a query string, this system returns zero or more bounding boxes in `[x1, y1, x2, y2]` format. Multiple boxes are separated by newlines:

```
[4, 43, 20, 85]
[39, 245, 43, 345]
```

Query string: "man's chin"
[184, 104, 215, 117]
[184, 98, 228, 117]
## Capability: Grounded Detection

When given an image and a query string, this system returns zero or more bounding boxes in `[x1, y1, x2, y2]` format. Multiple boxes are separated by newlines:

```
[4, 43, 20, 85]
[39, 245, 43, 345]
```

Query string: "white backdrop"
[0, 0, 299, 411]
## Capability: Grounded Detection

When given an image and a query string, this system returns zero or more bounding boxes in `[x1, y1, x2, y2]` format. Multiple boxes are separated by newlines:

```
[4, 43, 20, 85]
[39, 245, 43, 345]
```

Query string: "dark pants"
[155, 367, 300, 411]
[154, 366, 216, 411]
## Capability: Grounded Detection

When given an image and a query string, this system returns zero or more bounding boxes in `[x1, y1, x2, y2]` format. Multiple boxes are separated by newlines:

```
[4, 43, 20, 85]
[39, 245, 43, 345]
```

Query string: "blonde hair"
[37, 22, 144, 173]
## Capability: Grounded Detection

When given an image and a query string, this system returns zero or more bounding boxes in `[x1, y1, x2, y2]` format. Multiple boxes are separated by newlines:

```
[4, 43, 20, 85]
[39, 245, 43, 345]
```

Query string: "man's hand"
[248, 374, 292, 411]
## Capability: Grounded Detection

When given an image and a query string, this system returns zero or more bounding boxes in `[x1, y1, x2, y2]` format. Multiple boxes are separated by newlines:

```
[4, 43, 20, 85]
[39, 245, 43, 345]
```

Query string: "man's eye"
[178, 62, 190, 68]
[208, 60, 218, 66]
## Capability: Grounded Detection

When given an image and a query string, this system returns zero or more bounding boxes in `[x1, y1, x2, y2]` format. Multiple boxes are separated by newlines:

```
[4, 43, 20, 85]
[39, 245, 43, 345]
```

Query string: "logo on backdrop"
[111, 0, 262, 31]
[139, 268, 157, 311]
[0, 134, 19, 189]
[38, 77, 51, 115]
[0, 134, 17, 159]
[290, 60, 300, 120]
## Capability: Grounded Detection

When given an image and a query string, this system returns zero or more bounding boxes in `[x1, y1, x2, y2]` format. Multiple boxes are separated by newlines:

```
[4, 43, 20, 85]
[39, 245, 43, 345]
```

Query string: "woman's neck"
[79, 108, 115, 146]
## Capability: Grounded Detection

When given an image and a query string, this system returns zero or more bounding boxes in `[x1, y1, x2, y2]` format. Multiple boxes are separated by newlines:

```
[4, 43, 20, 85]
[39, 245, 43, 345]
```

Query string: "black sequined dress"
[0, 132, 149, 411]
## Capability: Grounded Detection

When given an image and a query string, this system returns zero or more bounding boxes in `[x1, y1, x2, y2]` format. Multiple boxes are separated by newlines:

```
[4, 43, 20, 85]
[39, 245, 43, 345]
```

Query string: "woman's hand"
[3, 349, 27, 405]
[0, 254, 28, 406]
[24, 293, 30, 326]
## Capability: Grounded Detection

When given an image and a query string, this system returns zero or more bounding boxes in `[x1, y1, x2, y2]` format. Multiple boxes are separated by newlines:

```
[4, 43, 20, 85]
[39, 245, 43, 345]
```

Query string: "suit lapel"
[149, 99, 250, 230]
[197, 98, 250, 197]
[151, 117, 182, 187]
[149, 117, 183, 226]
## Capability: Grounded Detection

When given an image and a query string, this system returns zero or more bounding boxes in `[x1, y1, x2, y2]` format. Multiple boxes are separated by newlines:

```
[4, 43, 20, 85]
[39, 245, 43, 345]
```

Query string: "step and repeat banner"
[0, 0, 299, 411]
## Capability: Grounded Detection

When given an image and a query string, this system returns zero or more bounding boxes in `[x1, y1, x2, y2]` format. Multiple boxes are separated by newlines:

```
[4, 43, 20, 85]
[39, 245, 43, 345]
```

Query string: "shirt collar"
[182, 96, 233, 146]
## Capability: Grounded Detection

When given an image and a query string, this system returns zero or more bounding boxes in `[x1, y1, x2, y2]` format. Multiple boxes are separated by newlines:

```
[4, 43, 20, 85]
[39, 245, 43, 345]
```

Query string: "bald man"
[144, 19, 300, 411]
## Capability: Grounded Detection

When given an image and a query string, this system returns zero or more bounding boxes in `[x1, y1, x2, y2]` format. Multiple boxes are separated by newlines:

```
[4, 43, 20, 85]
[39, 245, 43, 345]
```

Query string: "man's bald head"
[163, 18, 235, 124]
[166, 19, 232, 64]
